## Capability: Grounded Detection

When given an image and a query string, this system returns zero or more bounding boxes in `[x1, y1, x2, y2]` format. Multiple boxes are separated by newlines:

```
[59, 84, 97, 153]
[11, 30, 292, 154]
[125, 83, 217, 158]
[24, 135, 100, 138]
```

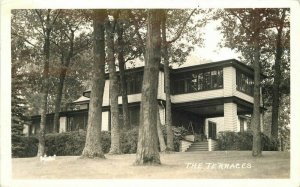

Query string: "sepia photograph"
[1, 1, 300, 187]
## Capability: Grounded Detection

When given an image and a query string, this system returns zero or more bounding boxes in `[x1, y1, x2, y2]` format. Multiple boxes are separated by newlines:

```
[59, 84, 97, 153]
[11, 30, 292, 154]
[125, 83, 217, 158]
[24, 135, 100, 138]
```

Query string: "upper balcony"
[70, 59, 261, 110]
[170, 59, 259, 105]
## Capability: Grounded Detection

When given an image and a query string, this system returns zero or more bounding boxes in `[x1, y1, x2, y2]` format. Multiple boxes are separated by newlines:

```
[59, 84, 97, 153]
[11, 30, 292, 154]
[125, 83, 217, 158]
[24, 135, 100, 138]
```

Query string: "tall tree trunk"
[271, 9, 286, 140]
[116, 21, 130, 130]
[53, 68, 65, 133]
[161, 10, 174, 151]
[135, 10, 161, 165]
[157, 105, 166, 152]
[251, 10, 262, 157]
[81, 9, 106, 158]
[106, 14, 121, 154]
[53, 31, 74, 133]
[37, 28, 51, 157]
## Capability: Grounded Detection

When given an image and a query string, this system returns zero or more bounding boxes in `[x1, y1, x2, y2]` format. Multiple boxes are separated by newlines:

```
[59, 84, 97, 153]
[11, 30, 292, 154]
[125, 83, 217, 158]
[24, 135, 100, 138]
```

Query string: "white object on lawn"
[40, 154, 56, 162]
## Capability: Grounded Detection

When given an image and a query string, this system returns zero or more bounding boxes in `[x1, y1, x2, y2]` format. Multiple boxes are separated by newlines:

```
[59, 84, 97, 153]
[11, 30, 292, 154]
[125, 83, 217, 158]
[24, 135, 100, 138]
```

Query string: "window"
[236, 71, 254, 96]
[120, 71, 143, 95]
[172, 69, 223, 94]
[239, 117, 245, 132]
[118, 106, 140, 127]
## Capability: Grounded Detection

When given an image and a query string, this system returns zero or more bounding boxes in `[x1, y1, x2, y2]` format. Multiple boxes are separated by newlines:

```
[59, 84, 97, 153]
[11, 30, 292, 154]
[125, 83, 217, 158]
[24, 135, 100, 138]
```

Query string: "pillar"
[224, 102, 238, 132]
[59, 116, 67, 133]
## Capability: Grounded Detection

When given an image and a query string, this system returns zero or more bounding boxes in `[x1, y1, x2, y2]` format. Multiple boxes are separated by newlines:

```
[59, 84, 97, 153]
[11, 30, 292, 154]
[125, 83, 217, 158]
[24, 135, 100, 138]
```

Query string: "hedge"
[12, 135, 38, 157]
[217, 131, 278, 151]
[12, 126, 188, 158]
[12, 131, 111, 157]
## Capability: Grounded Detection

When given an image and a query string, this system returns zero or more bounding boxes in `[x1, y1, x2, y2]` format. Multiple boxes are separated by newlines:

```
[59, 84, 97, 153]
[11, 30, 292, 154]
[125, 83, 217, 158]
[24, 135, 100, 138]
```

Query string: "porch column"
[59, 116, 67, 133]
[224, 102, 238, 132]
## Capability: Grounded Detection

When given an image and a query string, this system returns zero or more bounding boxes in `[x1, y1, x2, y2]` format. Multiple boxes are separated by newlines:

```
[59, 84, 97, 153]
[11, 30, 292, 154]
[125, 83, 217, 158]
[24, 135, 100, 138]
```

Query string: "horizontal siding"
[224, 103, 238, 132]
[101, 111, 109, 131]
[180, 140, 193, 152]
[157, 71, 166, 100]
[171, 89, 223, 103]
[117, 93, 141, 104]
[103, 80, 110, 106]
[223, 67, 235, 97]
[159, 104, 165, 125]
[205, 117, 225, 137]
[234, 90, 254, 103]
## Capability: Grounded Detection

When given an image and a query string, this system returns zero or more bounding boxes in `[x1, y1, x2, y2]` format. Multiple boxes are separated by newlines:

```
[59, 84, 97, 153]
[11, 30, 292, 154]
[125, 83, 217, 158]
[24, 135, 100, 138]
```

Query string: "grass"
[12, 151, 289, 179]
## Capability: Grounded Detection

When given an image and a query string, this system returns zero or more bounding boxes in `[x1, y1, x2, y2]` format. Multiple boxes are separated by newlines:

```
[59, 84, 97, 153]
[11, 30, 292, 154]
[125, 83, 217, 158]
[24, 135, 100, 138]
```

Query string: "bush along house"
[25, 59, 265, 152]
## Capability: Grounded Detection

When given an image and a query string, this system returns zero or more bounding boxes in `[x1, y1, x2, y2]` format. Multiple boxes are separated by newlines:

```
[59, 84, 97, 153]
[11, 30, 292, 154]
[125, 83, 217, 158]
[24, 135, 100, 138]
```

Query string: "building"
[25, 59, 264, 151]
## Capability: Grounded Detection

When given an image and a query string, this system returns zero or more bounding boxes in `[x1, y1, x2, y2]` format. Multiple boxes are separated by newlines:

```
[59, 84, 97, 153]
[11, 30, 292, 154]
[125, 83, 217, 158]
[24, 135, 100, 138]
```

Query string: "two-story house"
[26, 59, 264, 151]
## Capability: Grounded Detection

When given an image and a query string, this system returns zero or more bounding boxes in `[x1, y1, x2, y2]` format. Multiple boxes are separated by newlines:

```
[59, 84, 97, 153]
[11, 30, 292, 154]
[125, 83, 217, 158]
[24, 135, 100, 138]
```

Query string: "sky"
[176, 21, 240, 68]
[132, 20, 240, 69]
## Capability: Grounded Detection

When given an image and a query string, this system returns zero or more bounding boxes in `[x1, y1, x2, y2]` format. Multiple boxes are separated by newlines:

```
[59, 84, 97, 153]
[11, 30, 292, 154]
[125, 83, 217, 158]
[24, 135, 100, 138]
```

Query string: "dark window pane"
[236, 71, 254, 96]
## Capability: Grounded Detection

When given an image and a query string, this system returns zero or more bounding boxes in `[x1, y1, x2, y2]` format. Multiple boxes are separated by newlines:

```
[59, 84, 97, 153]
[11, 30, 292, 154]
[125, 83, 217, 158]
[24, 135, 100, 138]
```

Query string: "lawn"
[12, 151, 290, 179]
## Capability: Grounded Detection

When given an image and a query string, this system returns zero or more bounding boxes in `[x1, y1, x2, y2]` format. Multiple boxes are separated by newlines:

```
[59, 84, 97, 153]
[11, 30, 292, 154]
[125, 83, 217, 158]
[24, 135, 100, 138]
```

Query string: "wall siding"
[103, 80, 110, 106]
[157, 71, 166, 100]
[171, 89, 224, 103]
[205, 117, 225, 138]
[59, 117, 67, 133]
[223, 67, 236, 97]
[234, 91, 254, 103]
[159, 104, 165, 125]
[224, 103, 238, 132]
[101, 111, 109, 131]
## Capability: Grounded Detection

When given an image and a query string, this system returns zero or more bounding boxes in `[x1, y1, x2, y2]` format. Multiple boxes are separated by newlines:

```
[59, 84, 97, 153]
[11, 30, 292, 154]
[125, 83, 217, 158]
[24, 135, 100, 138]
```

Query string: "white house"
[26, 59, 264, 151]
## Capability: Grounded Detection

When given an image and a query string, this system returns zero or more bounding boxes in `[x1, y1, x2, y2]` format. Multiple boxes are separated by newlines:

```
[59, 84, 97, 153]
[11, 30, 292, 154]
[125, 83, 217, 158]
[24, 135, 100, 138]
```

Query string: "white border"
[1, 0, 300, 187]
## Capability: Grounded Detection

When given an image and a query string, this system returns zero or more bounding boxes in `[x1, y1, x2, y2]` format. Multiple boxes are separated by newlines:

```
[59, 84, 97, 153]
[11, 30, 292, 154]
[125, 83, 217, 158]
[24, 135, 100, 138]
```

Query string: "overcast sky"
[177, 21, 240, 68]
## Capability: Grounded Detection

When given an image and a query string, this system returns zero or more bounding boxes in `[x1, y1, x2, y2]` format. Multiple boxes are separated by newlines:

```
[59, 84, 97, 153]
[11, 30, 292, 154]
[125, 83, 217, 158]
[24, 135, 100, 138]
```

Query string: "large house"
[25, 59, 264, 151]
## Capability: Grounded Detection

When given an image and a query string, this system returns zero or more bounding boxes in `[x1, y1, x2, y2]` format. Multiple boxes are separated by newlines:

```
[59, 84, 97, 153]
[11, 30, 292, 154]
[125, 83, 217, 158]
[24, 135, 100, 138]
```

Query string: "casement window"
[67, 113, 88, 131]
[118, 106, 140, 127]
[172, 69, 223, 94]
[118, 71, 143, 95]
[236, 71, 254, 96]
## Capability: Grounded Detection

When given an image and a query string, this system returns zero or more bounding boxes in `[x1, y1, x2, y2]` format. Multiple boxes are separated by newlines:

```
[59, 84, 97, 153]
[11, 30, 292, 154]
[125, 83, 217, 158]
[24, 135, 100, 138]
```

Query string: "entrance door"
[208, 121, 217, 139]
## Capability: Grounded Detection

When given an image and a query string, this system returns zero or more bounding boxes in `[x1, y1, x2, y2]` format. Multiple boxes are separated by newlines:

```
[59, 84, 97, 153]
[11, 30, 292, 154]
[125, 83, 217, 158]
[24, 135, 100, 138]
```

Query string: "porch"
[172, 97, 255, 152]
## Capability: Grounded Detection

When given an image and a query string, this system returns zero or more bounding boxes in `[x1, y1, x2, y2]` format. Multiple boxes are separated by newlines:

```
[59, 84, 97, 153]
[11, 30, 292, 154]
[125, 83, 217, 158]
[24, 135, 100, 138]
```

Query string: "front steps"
[186, 141, 209, 152]
[181, 139, 219, 152]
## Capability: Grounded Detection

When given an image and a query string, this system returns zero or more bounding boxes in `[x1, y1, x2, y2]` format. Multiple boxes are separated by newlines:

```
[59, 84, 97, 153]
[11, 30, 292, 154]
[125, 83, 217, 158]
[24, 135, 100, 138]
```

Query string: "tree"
[52, 10, 91, 133]
[161, 9, 201, 151]
[105, 11, 121, 154]
[81, 9, 107, 158]
[214, 9, 282, 156]
[161, 10, 174, 151]
[251, 9, 262, 156]
[34, 9, 61, 157]
[157, 104, 166, 152]
[135, 10, 162, 165]
[271, 9, 288, 140]
[11, 29, 30, 136]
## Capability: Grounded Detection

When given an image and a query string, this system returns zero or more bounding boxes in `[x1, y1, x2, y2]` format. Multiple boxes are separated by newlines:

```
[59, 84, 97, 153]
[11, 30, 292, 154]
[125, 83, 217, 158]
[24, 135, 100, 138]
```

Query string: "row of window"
[83, 69, 253, 96]
[172, 69, 223, 94]
[236, 71, 254, 96]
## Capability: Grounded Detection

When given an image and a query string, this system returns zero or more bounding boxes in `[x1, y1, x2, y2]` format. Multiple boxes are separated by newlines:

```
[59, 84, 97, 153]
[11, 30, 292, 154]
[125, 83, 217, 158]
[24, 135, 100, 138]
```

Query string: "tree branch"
[227, 10, 252, 34]
[34, 9, 46, 34]
[167, 9, 196, 44]
[127, 10, 145, 52]
[11, 32, 38, 48]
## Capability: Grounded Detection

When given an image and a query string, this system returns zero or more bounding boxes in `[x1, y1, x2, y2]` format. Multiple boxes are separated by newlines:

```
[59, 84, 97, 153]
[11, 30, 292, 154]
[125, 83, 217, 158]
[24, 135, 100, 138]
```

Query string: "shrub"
[12, 135, 38, 157]
[45, 130, 112, 156]
[120, 127, 139, 154]
[12, 125, 187, 158]
[217, 131, 278, 151]
[12, 131, 112, 157]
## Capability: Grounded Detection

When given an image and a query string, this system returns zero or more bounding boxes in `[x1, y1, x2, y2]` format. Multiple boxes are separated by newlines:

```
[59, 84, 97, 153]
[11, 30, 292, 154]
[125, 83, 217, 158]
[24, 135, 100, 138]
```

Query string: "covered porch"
[172, 96, 255, 151]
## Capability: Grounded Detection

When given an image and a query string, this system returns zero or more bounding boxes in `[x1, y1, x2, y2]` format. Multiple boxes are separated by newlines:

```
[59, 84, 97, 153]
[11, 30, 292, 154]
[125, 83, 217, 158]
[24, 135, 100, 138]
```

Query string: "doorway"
[208, 121, 217, 139]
